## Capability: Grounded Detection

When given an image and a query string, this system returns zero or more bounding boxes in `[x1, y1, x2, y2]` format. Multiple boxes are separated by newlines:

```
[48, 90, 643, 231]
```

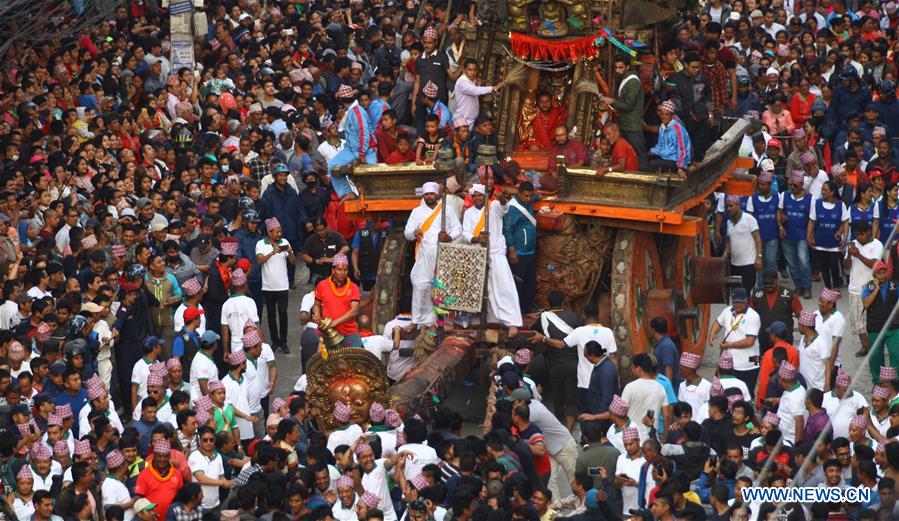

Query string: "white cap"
[760, 158, 775, 172]
[120, 208, 137, 218]
[422, 182, 440, 195]
[766, 66, 779, 76]
[469, 184, 486, 196]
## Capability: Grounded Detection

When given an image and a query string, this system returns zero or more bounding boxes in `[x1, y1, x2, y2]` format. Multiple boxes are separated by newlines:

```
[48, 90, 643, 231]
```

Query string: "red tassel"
[509, 31, 603, 62]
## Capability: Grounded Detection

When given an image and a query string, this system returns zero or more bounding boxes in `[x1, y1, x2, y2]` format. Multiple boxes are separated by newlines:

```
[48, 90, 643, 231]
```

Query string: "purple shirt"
[803, 410, 829, 441]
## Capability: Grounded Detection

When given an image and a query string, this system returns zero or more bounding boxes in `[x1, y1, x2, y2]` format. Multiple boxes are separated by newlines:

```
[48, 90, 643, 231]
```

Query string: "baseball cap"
[81, 302, 103, 313]
[504, 388, 533, 401]
[731, 287, 748, 302]
[134, 498, 157, 512]
[767, 321, 789, 338]
[201, 330, 221, 345]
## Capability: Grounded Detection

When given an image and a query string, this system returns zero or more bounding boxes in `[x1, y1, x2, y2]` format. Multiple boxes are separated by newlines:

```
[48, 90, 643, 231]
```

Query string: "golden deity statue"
[305, 348, 392, 431]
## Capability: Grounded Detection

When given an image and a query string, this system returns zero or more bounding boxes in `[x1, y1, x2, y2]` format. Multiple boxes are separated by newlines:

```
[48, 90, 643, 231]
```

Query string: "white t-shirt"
[254, 343, 276, 398]
[256, 238, 291, 292]
[798, 333, 831, 391]
[678, 378, 711, 419]
[363, 335, 393, 359]
[822, 390, 868, 439]
[131, 358, 154, 402]
[616, 454, 646, 516]
[808, 198, 851, 252]
[777, 383, 807, 444]
[563, 324, 618, 388]
[300, 292, 316, 314]
[726, 212, 760, 266]
[327, 424, 364, 454]
[621, 378, 668, 428]
[805, 170, 828, 199]
[846, 239, 884, 295]
[189, 352, 218, 401]
[188, 450, 226, 509]
[714, 306, 761, 370]
[361, 459, 398, 521]
[400, 442, 439, 479]
[221, 295, 260, 352]
[606, 421, 649, 455]
[223, 373, 253, 440]
[815, 310, 846, 368]
[102, 475, 135, 520]
[174, 303, 206, 336]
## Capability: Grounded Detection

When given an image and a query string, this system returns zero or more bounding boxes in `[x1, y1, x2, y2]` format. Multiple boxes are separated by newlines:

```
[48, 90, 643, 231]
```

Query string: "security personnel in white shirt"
[708, 287, 762, 397]
[724, 195, 763, 292]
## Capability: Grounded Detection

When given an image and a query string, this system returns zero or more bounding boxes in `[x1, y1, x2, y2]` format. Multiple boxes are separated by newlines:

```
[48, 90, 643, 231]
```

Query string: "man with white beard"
[461, 184, 521, 335]
[403, 182, 461, 329]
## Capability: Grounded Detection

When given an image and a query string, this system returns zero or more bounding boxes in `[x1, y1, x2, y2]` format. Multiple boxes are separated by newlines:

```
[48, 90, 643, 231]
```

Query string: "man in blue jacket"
[649, 100, 693, 176]
[827, 66, 872, 136]
[260, 164, 309, 288]
[503, 182, 538, 314]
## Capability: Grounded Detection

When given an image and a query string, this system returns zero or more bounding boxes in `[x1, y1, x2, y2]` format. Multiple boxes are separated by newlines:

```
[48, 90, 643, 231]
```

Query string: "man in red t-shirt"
[313, 253, 362, 347]
[512, 404, 551, 485]
[597, 123, 640, 176]
[134, 439, 184, 519]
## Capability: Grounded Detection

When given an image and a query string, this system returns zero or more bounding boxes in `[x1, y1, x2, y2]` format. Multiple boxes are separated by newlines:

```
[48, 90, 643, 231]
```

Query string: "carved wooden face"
[328, 377, 372, 425]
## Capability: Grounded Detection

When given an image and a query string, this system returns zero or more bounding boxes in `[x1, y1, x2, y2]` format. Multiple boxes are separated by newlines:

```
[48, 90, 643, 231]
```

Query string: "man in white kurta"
[461, 184, 522, 330]
[403, 182, 462, 327]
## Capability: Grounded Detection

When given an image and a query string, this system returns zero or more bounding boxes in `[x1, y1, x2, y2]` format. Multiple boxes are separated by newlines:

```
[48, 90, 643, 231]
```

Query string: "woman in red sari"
[789, 77, 816, 127]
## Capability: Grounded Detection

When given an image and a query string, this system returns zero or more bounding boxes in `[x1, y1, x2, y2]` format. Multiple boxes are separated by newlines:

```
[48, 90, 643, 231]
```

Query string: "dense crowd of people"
[5, 0, 899, 518]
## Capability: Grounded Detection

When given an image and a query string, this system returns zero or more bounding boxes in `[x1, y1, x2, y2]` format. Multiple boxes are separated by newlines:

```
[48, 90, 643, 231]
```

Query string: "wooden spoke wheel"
[610, 230, 663, 369]
[673, 220, 712, 355]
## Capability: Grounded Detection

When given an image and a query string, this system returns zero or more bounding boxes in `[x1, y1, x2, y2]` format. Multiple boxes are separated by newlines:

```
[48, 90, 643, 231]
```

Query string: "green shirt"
[214, 404, 237, 434]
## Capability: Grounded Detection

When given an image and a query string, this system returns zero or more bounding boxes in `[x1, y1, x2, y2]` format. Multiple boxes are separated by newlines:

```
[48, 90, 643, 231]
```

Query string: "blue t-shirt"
[653, 336, 681, 390]
[654, 374, 678, 434]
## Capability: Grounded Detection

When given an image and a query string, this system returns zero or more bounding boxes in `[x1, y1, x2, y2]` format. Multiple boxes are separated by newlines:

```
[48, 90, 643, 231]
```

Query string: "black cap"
[197, 233, 212, 245]
[762, 268, 778, 283]
[731, 287, 748, 302]
[90, 249, 107, 262]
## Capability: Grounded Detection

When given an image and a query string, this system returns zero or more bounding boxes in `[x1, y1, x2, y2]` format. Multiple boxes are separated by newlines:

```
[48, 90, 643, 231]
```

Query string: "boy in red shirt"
[385, 134, 416, 164]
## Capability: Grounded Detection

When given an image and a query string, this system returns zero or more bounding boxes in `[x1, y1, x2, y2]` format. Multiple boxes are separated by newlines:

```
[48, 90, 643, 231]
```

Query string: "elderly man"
[822, 369, 868, 439]
[648, 100, 692, 175]
[403, 182, 461, 329]
[327, 85, 377, 201]
[596, 122, 639, 176]
[462, 184, 521, 334]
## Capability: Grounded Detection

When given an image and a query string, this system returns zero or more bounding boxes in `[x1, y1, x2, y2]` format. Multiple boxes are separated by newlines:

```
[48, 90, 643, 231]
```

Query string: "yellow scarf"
[415, 202, 442, 257]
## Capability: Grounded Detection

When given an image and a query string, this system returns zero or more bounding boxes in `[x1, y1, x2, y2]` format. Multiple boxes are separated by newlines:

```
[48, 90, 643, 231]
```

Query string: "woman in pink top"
[762, 93, 796, 136]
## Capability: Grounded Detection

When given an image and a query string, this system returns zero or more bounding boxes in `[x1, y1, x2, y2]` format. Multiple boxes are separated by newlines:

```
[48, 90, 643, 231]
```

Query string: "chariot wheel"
[610, 230, 663, 371]
[674, 219, 713, 356]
